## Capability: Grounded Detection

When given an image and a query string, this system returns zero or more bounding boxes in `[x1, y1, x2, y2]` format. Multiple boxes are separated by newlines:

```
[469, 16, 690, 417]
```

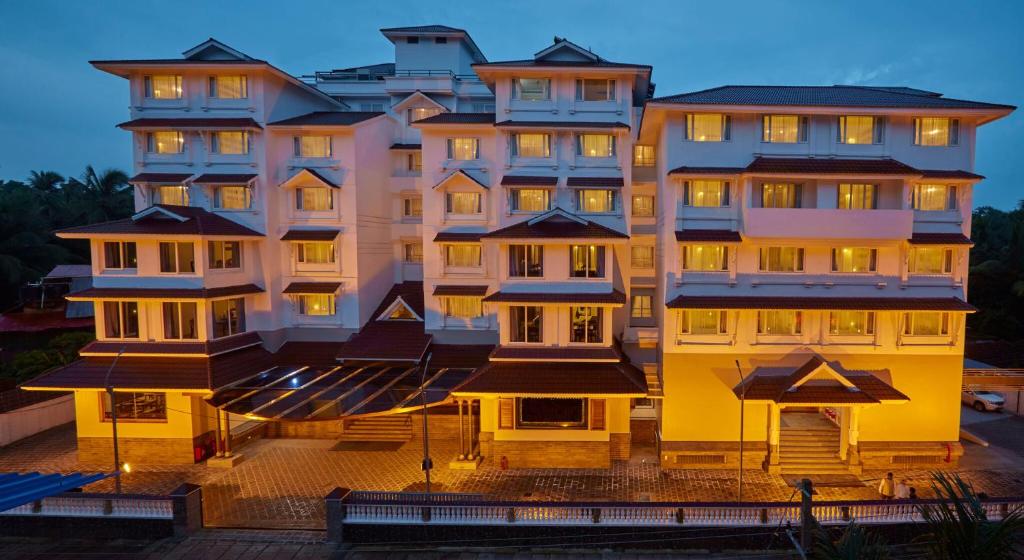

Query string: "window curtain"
[683, 245, 728, 271]
[445, 244, 481, 267]
[445, 296, 482, 318]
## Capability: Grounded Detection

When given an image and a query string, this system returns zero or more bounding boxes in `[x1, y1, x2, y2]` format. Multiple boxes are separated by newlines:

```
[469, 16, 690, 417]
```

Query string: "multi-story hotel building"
[24, 26, 1014, 473]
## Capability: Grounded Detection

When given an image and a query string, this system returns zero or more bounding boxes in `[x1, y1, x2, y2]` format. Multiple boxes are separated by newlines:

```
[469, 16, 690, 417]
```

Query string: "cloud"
[835, 63, 895, 85]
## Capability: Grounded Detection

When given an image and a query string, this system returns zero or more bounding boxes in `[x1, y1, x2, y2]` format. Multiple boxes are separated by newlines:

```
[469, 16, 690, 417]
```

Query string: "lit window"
[103, 241, 137, 270]
[444, 244, 481, 267]
[632, 195, 655, 217]
[294, 136, 331, 158]
[162, 302, 198, 340]
[296, 187, 333, 211]
[511, 133, 551, 158]
[144, 75, 182, 99]
[570, 306, 603, 343]
[760, 183, 802, 208]
[158, 242, 195, 274]
[517, 397, 587, 429]
[838, 116, 883, 144]
[576, 189, 616, 213]
[102, 392, 166, 421]
[631, 292, 654, 321]
[682, 245, 728, 271]
[913, 184, 956, 211]
[683, 180, 729, 207]
[679, 309, 728, 335]
[296, 242, 335, 264]
[146, 131, 184, 154]
[837, 184, 876, 210]
[904, 312, 950, 336]
[153, 185, 189, 206]
[407, 152, 422, 172]
[829, 311, 875, 336]
[208, 241, 242, 269]
[445, 192, 482, 214]
[296, 294, 335, 316]
[214, 185, 252, 210]
[757, 310, 802, 335]
[576, 134, 615, 157]
[444, 296, 483, 319]
[103, 301, 139, 339]
[631, 245, 655, 269]
[513, 78, 551, 101]
[509, 306, 543, 343]
[575, 79, 616, 101]
[914, 117, 959, 146]
[209, 75, 247, 99]
[446, 138, 479, 160]
[762, 115, 807, 143]
[211, 131, 249, 155]
[403, 197, 422, 217]
[831, 247, 877, 273]
[684, 114, 730, 142]
[909, 247, 953, 275]
[403, 242, 423, 263]
[509, 245, 543, 277]
[633, 145, 655, 167]
[212, 298, 245, 338]
[409, 107, 443, 124]
[570, 245, 606, 278]
[758, 247, 804, 273]
[510, 189, 550, 213]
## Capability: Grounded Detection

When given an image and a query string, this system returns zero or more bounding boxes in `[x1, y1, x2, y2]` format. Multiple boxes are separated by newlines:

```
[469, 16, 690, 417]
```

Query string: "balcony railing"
[742, 208, 913, 240]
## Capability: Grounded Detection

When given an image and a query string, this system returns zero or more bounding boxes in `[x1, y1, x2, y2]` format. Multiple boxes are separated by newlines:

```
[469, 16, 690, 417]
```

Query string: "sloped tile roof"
[268, 111, 382, 127]
[282, 282, 342, 294]
[738, 356, 909, 404]
[483, 290, 626, 305]
[501, 175, 559, 186]
[434, 231, 484, 242]
[129, 172, 193, 183]
[666, 295, 975, 312]
[489, 346, 620, 362]
[280, 228, 340, 241]
[68, 284, 264, 300]
[746, 157, 920, 175]
[667, 166, 747, 176]
[474, 59, 651, 70]
[337, 282, 430, 363]
[909, 233, 973, 245]
[414, 112, 495, 125]
[380, 24, 468, 33]
[79, 331, 262, 356]
[56, 205, 264, 237]
[651, 85, 1015, 110]
[495, 120, 630, 130]
[454, 361, 647, 395]
[919, 169, 985, 180]
[432, 285, 489, 296]
[192, 173, 258, 183]
[482, 214, 628, 239]
[117, 117, 262, 129]
[566, 176, 625, 187]
[675, 229, 743, 243]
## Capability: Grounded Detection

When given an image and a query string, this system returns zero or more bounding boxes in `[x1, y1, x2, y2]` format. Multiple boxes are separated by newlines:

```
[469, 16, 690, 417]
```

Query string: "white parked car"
[962, 390, 1005, 412]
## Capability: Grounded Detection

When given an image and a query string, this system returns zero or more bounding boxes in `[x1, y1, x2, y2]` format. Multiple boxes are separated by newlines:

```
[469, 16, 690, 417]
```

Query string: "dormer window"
[294, 136, 331, 158]
[295, 187, 333, 211]
[211, 131, 250, 155]
[511, 133, 551, 158]
[409, 107, 443, 124]
[209, 75, 247, 99]
[153, 185, 189, 206]
[575, 79, 615, 101]
[913, 117, 959, 146]
[146, 132, 184, 154]
[144, 75, 182, 99]
[445, 192, 482, 215]
[513, 78, 550, 101]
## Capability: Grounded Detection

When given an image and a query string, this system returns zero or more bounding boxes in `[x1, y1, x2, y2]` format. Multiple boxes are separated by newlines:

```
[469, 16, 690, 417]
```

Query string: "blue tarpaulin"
[0, 471, 110, 512]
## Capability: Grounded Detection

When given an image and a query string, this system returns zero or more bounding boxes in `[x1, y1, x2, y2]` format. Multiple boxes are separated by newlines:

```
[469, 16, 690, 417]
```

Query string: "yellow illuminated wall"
[74, 390, 212, 440]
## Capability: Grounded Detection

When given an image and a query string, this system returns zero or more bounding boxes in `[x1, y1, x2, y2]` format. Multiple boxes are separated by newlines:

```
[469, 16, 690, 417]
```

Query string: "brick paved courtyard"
[3, 420, 1024, 530]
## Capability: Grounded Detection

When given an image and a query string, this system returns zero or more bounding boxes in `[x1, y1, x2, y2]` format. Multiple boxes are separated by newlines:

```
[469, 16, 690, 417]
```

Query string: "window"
[757, 310, 802, 335]
[575, 79, 615, 101]
[517, 397, 586, 429]
[631, 245, 655, 269]
[296, 294, 335, 316]
[509, 245, 543, 277]
[403, 197, 422, 217]
[838, 116, 883, 144]
[570, 306, 603, 343]
[576, 189, 616, 213]
[153, 185, 189, 206]
[162, 302, 198, 340]
[909, 247, 953, 275]
[513, 78, 550, 101]
[511, 133, 551, 158]
[158, 242, 195, 273]
[403, 242, 423, 263]
[446, 138, 479, 160]
[387, 301, 418, 320]
[633, 145, 655, 167]
[360, 103, 384, 112]
[408, 107, 443, 124]
[570, 245, 606, 278]
[829, 311, 875, 336]
[144, 75, 181, 99]
[831, 247, 877, 273]
[684, 114, 730, 142]
[146, 131, 184, 154]
[102, 392, 166, 421]
[208, 241, 241, 269]
[293, 136, 331, 158]
[762, 115, 808, 143]
[296, 242, 335, 264]
[103, 241, 137, 270]
[679, 309, 728, 335]
[632, 195, 655, 217]
[904, 312, 950, 336]
[103, 301, 139, 339]
[914, 117, 959, 146]
[472, 102, 496, 112]
[760, 183, 801, 208]
[406, 36, 419, 44]
[213, 185, 251, 210]
[445, 192, 482, 215]
[913, 184, 957, 211]
[443, 296, 483, 319]
[837, 184, 876, 210]
[211, 131, 250, 155]
[682, 245, 729, 271]
[209, 75, 247, 99]
[759, 247, 804, 273]
[295, 187, 333, 211]
[510, 189, 550, 213]
[212, 298, 246, 338]
[576, 134, 615, 157]
[407, 152, 422, 172]
[631, 290, 654, 322]
[509, 306, 542, 343]
[444, 244, 481, 267]
[682, 180, 730, 207]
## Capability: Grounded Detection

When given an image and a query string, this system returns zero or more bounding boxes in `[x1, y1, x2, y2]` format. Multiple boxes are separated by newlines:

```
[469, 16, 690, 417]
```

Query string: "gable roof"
[534, 37, 602, 62]
[737, 356, 909, 404]
[182, 38, 254, 61]
[267, 111, 383, 127]
[413, 112, 495, 125]
[650, 85, 1015, 111]
[55, 205, 264, 238]
[379, 25, 487, 63]
[392, 91, 448, 113]
[481, 208, 628, 239]
[432, 169, 489, 190]
[279, 168, 339, 189]
[337, 282, 430, 363]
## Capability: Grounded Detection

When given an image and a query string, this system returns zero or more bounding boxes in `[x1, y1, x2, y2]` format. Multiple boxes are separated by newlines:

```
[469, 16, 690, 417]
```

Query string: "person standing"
[878, 472, 896, 500]
[895, 479, 910, 499]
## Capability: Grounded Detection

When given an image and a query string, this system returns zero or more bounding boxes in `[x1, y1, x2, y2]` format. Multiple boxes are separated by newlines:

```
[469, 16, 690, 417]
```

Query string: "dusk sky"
[1, 0, 1020, 209]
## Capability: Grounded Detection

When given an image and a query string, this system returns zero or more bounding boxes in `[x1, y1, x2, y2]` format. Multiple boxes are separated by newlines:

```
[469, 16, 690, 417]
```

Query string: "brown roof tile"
[483, 290, 626, 305]
[390, 143, 422, 150]
[746, 157, 920, 176]
[56, 205, 264, 237]
[433, 285, 489, 296]
[268, 111, 382, 127]
[283, 282, 342, 294]
[68, 284, 263, 300]
[566, 176, 625, 187]
[454, 361, 647, 395]
[675, 229, 743, 243]
[490, 346, 620, 362]
[414, 113, 495, 125]
[738, 356, 908, 404]
[495, 120, 630, 130]
[80, 331, 262, 356]
[909, 232, 973, 245]
[129, 172, 193, 183]
[337, 321, 431, 363]
[434, 231, 484, 242]
[280, 228, 340, 241]
[666, 295, 975, 312]
[918, 169, 985, 180]
[652, 85, 1014, 110]
[501, 175, 559, 186]
[429, 344, 494, 369]
[482, 212, 628, 240]
[667, 166, 747, 176]
[117, 117, 262, 129]
[192, 173, 258, 184]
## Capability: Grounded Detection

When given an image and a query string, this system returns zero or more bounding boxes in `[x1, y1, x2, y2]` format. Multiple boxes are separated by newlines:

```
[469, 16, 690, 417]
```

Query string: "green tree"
[813, 522, 891, 559]
[917, 472, 1024, 559]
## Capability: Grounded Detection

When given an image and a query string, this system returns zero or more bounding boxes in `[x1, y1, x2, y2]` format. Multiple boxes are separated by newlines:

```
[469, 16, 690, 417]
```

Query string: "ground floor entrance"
[776, 410, 846, 475]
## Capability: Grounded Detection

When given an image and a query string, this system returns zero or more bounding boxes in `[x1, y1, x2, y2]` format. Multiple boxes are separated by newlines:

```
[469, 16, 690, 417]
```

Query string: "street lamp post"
[419, 353, 433, 495]
[735, 360, 747, 502]
[103, 345, 127, 494]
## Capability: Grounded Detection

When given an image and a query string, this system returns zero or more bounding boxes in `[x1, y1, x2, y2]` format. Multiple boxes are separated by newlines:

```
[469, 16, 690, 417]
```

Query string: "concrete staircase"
[338, 415, 413, 442]
[778, 425, 849, 475]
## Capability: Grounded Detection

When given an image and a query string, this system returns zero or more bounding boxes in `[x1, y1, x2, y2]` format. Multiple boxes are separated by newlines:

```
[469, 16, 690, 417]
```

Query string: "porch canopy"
[736, 356, 909, 406]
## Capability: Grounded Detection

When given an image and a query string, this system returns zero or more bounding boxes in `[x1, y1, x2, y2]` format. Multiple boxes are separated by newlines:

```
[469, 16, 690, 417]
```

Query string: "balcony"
[742, 208, 913, 240]
[384, 70, 458, 94]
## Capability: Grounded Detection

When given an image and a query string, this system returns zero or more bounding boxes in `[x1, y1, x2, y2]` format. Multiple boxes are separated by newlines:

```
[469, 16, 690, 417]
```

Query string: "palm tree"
[79, 165, 131, 222]
[917, 471, 1024, 559]
[27, 170, 64, 192]
[814, 522, 891, 559]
